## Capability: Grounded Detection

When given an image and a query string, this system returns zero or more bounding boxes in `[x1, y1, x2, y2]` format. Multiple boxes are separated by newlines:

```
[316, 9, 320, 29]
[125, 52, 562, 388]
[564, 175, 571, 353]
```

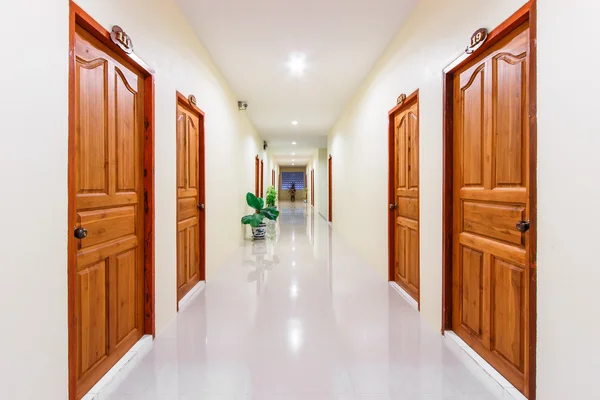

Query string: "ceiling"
[176, 0, 418, 165]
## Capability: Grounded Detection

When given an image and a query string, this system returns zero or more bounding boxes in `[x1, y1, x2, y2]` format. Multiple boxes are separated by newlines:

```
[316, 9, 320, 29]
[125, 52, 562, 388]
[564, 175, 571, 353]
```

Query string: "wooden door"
[452, 22, 531, 394]
[328, 156, 332, 222]
[272, 169, 275, 186]
[255, 156, 259, 196]
[391, 95, 419, 302]
[260, 160, 264, 198]
[176, 96, 204, 303]
[311, 169, 315, 206]
[72, 26, 145, 398]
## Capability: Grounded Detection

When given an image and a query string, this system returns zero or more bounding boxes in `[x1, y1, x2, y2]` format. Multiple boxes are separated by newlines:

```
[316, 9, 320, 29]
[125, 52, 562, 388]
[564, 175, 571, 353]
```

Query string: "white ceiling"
[176, 0, 418, 165]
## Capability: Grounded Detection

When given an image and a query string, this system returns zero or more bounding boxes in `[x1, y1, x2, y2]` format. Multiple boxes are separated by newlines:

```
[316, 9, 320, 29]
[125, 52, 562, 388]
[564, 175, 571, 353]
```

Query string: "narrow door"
[72, 26, 145, 398]
[272, 169, 275, 186]
[260, 160, 264, 198]
[328, 156, 332, 222]
[392, 95, 419, 302]
[311, 169, 315, 206]
[255, 156, 260, 196]
[452, 22, 531, 394]
[176, 96, 204, 303]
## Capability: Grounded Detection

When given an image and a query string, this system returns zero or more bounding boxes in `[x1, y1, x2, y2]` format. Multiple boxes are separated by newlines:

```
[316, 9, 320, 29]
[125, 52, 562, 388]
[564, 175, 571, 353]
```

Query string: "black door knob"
[74, 227, 88, 239]
[197, 203, 205, 210]
[516, 220, 530, 233]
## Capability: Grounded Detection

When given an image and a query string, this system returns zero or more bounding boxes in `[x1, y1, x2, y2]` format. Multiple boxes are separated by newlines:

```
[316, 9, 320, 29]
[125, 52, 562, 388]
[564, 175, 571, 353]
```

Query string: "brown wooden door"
[311, 169, 315, 206]
[73, 26, 145, 398]
[272, 169, 275, 186]
[452, 22, 531, 395]
[255, 156, 260, 196]
[392, 96, 419, 302]
[328, 156, 332, 222]
[176, 98, 204, 302]
[260, 160, 264, 198]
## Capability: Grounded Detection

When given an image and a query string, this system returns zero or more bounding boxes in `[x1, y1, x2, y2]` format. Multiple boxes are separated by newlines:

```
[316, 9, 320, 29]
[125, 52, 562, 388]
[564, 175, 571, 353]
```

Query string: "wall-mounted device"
[263, 141, 268, 150]
[238, 101, 248, 110]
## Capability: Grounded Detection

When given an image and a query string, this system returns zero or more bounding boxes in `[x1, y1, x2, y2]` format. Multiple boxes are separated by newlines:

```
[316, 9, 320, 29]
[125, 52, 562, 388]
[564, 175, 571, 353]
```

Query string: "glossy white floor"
[100, 202, 504, 400]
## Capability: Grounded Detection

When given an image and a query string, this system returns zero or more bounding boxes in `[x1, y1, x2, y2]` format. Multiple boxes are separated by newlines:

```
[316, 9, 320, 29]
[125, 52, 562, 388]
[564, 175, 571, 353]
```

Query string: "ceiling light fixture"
[292, 153, 296, 155]
[287, 52, 307, 76]
[292, 142, 297, 145]
[291, 120, 299, 126]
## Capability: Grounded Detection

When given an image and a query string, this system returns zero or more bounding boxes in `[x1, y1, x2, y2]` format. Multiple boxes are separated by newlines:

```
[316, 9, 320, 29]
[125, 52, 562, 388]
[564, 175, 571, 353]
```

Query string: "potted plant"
[241, 192, 279, 240]
[266, 185, 278, 208]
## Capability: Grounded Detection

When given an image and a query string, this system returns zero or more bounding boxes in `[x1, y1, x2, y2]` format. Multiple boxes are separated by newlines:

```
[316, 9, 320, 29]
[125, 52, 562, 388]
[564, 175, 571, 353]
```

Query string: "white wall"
[328, 0, 528, 329]
[537, 0, 600, 398]
[330, 0, 600, 397]
[0, 0, 263, 398]
[317, 149, 328, 219]
[306, 149, 328, 220]
[0, 1, 69, 399]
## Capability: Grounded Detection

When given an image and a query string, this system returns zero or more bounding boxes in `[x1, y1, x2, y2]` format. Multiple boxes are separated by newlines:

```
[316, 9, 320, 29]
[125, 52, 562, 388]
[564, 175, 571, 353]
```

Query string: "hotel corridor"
[100, 203, 501, 400]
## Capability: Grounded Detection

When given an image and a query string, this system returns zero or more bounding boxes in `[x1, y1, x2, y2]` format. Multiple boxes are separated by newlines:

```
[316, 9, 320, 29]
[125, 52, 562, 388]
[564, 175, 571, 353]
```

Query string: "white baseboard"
[444, 331, 527, 400]
[178, 281, 206, 311]
[389, 281, 419, 311]
[81, 335, 153, 400]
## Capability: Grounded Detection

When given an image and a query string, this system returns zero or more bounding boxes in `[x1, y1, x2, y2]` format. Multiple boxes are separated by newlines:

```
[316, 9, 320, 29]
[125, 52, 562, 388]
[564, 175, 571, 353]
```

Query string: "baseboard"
[389, 281, 419, 311]
[444, 331, 527, 400]
[178, 281, 206, 311]
[81, 335, 153, 400]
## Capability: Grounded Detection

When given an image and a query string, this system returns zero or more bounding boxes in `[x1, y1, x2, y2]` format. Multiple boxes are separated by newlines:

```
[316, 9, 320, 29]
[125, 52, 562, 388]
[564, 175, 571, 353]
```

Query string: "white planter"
[251, 222, 267, 240]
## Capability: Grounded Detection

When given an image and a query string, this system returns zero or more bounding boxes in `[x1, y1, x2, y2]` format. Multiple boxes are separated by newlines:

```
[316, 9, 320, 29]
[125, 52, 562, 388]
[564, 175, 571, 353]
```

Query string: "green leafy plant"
[241, 192, 280, 227]
[266, 185, 277, 207]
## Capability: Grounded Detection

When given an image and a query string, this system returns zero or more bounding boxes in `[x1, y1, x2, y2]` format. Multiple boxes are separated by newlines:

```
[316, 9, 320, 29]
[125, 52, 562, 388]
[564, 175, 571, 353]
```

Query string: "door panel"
[452, 22, 530, 394]
[392, 97, 419, 302]
[176, 101, 203, 302]
[73, 26, 145, 398]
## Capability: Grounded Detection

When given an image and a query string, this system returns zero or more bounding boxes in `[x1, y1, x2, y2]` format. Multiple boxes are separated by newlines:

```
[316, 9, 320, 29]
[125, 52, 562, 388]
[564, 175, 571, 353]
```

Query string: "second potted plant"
[266, 185, 278, 208]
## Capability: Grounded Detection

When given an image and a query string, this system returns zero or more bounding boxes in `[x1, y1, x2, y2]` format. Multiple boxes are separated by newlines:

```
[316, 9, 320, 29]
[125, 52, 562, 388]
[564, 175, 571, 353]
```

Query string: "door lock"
[197, 203, 205, 211]
[516, 220, 530, 233]
[389, 203, 398, 210]
[74, 227, 88, 239]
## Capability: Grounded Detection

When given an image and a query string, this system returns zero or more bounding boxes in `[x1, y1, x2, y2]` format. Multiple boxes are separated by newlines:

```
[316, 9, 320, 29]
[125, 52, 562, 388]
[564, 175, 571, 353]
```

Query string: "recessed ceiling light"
[291, 120, 299, 126]
[292, 153, 296, 155]
[292, 142, 297, 145]
[287, 53, 307, 76]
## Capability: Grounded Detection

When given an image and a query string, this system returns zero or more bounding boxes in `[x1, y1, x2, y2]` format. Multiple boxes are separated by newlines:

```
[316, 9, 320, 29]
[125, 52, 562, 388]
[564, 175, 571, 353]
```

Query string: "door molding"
[68, 2, 155, 399]
[387, 89, 420, 308]
[441, 1, 536, 398]
[175, 91, 206, 311]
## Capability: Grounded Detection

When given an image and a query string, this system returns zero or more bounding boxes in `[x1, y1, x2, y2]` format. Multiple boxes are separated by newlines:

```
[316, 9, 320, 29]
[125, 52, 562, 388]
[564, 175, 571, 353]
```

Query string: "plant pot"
[251, 222, 267, 240]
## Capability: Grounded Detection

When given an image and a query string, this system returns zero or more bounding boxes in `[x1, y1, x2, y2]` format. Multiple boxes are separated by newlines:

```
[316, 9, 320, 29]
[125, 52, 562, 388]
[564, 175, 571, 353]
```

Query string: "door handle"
[197, 203, 205, 211]
[516, 220, 530, 233]
[389, 203, 398, 210]
[74, 227, 88, 239]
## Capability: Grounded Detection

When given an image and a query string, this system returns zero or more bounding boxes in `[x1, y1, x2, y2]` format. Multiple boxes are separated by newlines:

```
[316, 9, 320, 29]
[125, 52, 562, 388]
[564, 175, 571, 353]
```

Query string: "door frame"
[387, 89, 420, 309]
[311, 169, 315, 206]
[68, 2, 156, 399]
[328, 155, 332, 222]
[175, 91, 206, 310]
[441, 1, 537, 398]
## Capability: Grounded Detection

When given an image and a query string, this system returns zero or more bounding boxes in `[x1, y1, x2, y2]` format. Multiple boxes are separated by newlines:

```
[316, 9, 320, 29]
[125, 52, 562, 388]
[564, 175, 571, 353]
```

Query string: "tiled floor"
[101, 202, 502, 400]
